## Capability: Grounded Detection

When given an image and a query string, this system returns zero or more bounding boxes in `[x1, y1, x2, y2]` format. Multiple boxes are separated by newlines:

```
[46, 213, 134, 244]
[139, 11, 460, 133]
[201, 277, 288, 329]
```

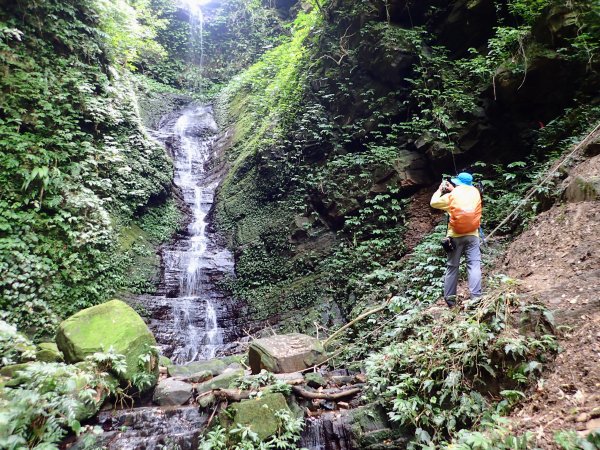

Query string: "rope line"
[485, 122, 600, 242]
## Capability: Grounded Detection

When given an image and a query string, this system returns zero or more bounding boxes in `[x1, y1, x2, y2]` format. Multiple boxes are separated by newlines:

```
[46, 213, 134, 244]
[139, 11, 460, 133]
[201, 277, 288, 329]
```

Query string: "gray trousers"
[444, 235, 482, 299]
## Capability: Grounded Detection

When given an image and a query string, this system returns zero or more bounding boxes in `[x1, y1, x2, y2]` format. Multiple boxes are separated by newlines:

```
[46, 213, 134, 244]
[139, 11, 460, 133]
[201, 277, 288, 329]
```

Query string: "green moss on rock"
[55, 300, 158, 385]
[224, 393, 291, 440]
[168, 359, 227, 377]
[36, 342, 63, 362]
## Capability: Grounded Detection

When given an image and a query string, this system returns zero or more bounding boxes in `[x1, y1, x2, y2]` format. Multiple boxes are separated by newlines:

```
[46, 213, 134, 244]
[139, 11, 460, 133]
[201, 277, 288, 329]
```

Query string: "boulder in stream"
[223, 393, 291, 440]
[249, 333, 327, 374]
[153, 378, 194, 406]
[55, 299, 158, 388]
[168, 358, 226, 378]
[196, 367, 245, 395]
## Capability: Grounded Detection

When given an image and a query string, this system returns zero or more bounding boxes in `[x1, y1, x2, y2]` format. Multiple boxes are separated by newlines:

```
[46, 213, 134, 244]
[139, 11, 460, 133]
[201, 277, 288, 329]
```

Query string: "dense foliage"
[137, 0, 288, 94]
[215, 0, 600, 332]
[199, 409, 304, 450]
[0, 0, 181, 337]
[212, 0, 600, 446]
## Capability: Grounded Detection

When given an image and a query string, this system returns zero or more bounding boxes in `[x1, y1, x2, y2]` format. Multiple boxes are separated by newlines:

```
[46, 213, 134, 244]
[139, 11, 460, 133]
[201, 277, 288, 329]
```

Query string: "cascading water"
[184, 0, 204, 68]
[137, 104, 236, 364]
[135, 1, 238, 364]
[169, 105, 226, 363]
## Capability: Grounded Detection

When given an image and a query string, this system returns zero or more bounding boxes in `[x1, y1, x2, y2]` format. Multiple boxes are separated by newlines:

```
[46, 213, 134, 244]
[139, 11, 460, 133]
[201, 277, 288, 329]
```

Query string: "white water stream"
[168, 105, 227, 363]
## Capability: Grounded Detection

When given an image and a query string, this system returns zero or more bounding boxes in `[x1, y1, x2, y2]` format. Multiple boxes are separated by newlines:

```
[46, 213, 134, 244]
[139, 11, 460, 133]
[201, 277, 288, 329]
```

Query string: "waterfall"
[181, 0, 205, 70]
[168, 105, 226, 363]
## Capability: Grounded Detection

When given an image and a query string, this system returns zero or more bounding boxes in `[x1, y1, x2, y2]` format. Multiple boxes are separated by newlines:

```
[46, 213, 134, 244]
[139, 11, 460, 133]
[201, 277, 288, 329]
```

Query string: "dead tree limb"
[323, 296, 392, 347]
[292, 386, 361, 400]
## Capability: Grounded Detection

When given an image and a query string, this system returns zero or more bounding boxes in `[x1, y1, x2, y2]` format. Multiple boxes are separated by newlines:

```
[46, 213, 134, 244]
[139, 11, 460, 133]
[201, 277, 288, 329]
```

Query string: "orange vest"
[448, 185, 482, 234]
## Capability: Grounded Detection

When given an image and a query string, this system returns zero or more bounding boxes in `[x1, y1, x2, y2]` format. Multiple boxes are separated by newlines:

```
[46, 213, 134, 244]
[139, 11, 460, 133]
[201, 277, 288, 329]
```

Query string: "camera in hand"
[441, 180, 454, 195]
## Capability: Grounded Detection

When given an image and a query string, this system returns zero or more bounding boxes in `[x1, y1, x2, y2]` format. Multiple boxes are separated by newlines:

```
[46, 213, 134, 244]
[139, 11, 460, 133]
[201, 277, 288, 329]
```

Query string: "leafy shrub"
[198, 409, 305, 450]
[0, 349, 126, 449]
[0, 321, 36, 368]
[365, 279, 557, 447]
[0, 0, 175, 336]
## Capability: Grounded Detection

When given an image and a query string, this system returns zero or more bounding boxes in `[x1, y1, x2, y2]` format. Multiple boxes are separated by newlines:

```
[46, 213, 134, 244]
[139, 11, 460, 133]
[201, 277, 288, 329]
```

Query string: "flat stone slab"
[196, 368, 245, 395]
[168, 359, 226, 378]
[248, 333, 327, 374]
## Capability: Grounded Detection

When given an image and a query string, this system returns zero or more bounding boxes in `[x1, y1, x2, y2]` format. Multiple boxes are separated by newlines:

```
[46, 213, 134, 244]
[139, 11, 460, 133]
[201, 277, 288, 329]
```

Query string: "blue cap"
[451, 172, 473, 186]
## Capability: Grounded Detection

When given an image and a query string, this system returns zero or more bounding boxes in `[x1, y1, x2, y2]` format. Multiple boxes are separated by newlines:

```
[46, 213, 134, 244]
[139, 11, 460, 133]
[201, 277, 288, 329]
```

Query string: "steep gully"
[87, 2, 359, 448]
[95, 103, 358, 450]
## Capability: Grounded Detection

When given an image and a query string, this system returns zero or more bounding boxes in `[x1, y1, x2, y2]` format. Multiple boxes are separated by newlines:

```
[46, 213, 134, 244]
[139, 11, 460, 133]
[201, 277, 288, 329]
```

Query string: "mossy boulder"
[159, 355, 173, 368]
[168, 358, 226, 378]
[36, 342, 63, 362]
[304, 372, 327, 388]
[224, 393, 291, 440]
[196, 368, 245, 395]
[0, 363, 31, 379]
[565, 175, 600, 202]
[56, 300, 158, 387]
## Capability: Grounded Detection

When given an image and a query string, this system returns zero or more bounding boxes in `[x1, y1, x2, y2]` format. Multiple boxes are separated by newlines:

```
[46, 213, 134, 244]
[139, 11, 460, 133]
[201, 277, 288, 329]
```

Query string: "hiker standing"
[430, 172, 482, 307]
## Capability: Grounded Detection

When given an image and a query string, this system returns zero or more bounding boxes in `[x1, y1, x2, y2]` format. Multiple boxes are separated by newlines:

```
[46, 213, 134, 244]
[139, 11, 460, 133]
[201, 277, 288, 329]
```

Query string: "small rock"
[587, 418, 600, 431]
[305, 372, 327, 388]
[331, 375, 354, 386]
[198, 393, 216, 409]
[36, 342, 63, 362]
[0, 363, 31, 379]
[576, 412, 590, 423]
[159, 355, 173, 368]
[274, 372, 304, 383]
[179, 370, 213, 383]
[338, 401, 350, 409]
[195, 368, 245, 395]
[153, 378, 193, 406]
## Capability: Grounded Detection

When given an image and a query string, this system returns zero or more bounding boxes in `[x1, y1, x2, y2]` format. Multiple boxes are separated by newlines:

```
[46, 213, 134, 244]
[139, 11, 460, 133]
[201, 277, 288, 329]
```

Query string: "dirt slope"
[502, 189, 600, 447]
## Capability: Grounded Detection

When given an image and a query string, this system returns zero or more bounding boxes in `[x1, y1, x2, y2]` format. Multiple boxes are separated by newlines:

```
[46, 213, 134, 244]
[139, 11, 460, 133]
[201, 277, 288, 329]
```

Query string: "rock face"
[92, 406, 207, 450]
[56, 299, 158, 385]
[153, 378, 193, 406]
[225, 393, 291, 440]
[248, 333, 327, 374]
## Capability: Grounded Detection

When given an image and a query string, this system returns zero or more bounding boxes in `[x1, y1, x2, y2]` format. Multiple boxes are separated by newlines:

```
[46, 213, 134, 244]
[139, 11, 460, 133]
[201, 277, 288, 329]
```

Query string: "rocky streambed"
[74, 331, 401, 450]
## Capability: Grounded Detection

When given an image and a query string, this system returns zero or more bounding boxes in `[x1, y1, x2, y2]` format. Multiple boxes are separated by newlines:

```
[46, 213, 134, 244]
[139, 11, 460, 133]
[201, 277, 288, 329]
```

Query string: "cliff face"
[214, 0, 600, 330]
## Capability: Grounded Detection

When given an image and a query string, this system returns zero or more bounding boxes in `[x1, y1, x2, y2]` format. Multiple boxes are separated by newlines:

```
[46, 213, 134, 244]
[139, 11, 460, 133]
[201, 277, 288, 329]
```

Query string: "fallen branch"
[213, 389, 253, 402]
[292, 386, 361, 400]
[323, 296, 392, 347]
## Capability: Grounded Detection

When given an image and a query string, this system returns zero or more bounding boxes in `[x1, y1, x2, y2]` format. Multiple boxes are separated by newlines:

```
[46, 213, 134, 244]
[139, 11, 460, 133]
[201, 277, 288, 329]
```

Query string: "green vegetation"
[0, 0, 182, 337]
[366, 280, 557, 447]
[199, 409, 304, 450]
[1, 0, 600, 448]
[212, 0, 600, 447]
[0, 321, 127, 448]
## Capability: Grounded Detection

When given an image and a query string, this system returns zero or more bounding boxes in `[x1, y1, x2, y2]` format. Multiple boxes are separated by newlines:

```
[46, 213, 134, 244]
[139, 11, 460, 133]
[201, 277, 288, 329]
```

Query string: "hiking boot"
[445, 296, 456, 308]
